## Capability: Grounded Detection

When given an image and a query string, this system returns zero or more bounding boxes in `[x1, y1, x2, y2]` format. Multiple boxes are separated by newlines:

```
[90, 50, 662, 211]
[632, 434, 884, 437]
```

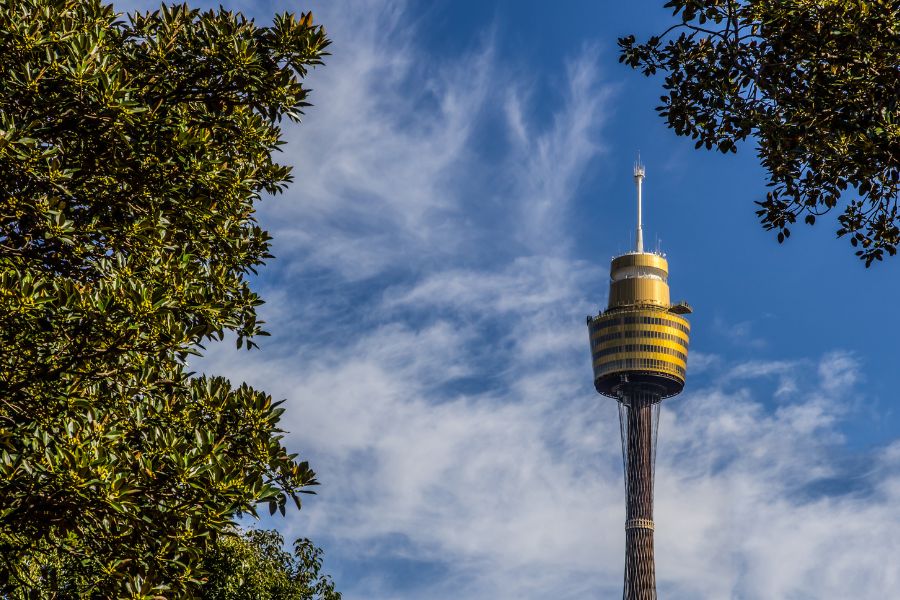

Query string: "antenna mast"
[633, 156, 646, 253]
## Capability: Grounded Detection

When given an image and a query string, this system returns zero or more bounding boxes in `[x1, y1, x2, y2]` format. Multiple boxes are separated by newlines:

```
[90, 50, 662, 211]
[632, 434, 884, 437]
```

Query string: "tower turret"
[586, 161, 691, 600]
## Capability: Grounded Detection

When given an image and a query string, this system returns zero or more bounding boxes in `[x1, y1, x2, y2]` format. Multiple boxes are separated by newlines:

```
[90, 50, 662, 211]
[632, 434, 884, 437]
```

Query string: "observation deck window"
[611, 266, 668, 283]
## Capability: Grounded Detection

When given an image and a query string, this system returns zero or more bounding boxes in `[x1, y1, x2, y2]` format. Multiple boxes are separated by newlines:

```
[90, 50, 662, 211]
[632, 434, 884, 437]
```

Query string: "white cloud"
[208, 303, 900, 600]
[263, 0, 500, 280]
[653, 351, 898, 600]
[713, 316, 768, 349]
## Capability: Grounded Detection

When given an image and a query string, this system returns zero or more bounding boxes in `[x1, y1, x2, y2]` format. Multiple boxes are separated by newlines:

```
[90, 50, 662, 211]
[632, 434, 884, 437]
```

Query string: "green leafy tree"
[200, 528, 341, 600]
[0, 0, 329, 596]
[619, 0, 900, 265]
[2, 529, 341, 599]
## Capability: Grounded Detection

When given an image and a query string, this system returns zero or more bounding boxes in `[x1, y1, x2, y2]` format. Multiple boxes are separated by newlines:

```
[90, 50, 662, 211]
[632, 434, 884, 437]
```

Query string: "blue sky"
[120, 1, 900, 597]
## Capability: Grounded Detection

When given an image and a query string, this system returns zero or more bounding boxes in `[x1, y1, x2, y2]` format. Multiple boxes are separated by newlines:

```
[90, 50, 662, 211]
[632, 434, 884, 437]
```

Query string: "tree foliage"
[200, 529, 341, 600]
[1, 529, 341, 599]
[0, 0, 329, 596]
[619, 0, 900, 265]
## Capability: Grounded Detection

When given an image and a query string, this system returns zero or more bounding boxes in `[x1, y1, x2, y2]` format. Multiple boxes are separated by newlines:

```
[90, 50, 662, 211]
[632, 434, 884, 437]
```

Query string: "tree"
[200, 528, 341, 600]
[0, 1, 330, 596]
[2, 528, 341, 599]
[619, 0, 900, 265]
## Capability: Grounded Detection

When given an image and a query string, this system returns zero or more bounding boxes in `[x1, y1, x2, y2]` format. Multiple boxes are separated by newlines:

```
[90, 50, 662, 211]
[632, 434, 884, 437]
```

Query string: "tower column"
[620, 387, 660, 600]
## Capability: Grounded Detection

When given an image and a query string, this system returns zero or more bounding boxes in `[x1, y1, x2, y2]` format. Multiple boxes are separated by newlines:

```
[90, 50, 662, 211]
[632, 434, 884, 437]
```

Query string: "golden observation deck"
[587, 251, 691, 399]
[586, 158, 691, 401]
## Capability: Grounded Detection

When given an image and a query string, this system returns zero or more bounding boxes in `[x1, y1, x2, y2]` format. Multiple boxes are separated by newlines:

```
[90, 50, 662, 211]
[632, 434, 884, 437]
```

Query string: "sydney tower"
[586, 161, 691, 599]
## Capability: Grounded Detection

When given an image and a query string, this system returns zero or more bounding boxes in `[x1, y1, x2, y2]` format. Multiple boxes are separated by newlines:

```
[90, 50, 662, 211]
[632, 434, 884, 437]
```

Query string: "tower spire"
[634, 155, 645, 253]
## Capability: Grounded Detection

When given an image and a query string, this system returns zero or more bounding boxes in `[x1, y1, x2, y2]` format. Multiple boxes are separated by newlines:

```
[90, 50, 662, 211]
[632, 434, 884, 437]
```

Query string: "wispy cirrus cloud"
[266, 2, 500, 280]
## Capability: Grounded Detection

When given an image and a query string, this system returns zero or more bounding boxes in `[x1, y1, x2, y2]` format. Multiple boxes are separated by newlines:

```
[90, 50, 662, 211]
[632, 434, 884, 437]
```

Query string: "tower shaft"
[620, 388, 660, 600]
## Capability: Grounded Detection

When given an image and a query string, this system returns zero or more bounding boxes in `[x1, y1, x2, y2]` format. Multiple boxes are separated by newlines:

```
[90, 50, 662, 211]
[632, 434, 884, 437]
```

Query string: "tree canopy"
[0, 0, 329, 596]
[2, 528, 341, 599]
[619, 0, 900, 265]
[200, 528, 341, 600]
